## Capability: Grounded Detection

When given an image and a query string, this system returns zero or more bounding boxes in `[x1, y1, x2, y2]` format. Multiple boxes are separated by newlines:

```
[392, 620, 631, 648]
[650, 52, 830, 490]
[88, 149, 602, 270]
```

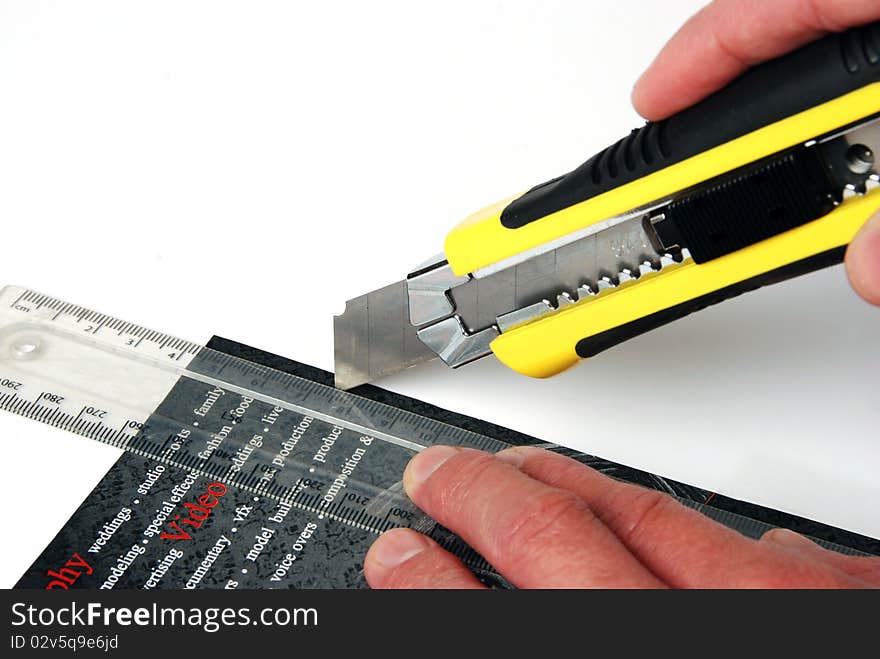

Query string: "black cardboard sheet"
[16, 337, 879, 589]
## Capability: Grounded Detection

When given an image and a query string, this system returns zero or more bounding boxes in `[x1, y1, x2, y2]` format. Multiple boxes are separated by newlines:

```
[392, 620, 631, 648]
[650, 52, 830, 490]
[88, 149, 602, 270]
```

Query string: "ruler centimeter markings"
[0, 287, 473, 451]
[0, 285, 512, 582]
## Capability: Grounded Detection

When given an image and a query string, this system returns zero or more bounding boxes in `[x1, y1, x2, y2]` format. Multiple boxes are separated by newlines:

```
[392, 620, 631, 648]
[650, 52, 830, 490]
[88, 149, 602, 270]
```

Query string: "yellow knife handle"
[443, 23, 880, 378]
[491, 192, 880, 378]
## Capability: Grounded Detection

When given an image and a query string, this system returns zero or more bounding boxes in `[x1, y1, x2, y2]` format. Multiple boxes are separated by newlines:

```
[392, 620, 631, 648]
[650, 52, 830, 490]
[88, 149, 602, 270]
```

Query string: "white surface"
[0, 0, 878, 587]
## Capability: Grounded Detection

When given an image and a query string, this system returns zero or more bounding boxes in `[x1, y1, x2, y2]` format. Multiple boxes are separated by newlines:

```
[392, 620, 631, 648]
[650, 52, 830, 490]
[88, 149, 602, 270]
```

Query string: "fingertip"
[630, 76, 651, 120]
[845, 210, 880, 306]
[494, 445, 561, 469]
[494, 446, 526, 468]
[402, 445, 460, 498]
[760, 528, 819, 550]
[364, 528, 432, 587]
[630, 72, 668, 122]
[364, 527, 487, 589]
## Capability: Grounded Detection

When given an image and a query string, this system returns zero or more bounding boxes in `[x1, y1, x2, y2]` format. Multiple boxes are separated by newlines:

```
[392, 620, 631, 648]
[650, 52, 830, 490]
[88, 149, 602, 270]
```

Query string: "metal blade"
[333, 280, 437, 389]
[450, 214, 665, 334]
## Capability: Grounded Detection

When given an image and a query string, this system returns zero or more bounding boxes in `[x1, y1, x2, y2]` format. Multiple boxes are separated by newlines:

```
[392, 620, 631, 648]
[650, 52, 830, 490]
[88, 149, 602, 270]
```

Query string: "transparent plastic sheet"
[0, 285, 527, 586]
[2, 286, 874, 589]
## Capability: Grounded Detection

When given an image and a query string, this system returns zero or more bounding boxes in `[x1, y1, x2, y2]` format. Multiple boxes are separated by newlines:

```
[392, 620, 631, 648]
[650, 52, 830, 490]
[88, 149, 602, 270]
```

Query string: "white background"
[0, 0, 878, 587]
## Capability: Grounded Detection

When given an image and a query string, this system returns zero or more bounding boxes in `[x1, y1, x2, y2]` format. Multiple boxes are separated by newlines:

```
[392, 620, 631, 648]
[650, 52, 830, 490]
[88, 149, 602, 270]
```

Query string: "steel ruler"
[0, 285, 873, 589]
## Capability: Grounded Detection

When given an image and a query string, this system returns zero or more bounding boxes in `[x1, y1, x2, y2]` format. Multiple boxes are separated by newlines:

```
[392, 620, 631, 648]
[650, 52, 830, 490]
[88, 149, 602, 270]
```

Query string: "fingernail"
[403, 445, 458, 494]
[495, 447, 525, 468]
[762, 528, 818, 550]
[369, 528, 431, 570]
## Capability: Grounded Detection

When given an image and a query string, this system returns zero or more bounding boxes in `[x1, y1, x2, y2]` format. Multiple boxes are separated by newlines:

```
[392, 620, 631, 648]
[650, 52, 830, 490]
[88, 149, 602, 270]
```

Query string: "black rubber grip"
[652, 147, 837, 263]
[501, 22, 880, 229]
[574, 246, 846, 359]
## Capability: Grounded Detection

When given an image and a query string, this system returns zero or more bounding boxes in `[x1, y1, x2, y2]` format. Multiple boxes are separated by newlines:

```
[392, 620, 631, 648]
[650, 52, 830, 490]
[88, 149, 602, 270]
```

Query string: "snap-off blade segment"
[333, 280, 436, 390]
[450, 214, 663, 334]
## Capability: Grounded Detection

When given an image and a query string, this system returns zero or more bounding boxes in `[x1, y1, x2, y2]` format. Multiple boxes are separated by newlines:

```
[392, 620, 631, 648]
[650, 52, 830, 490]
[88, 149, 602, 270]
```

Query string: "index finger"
[632, 0, 880, 121]
[402, 446, 665, 588]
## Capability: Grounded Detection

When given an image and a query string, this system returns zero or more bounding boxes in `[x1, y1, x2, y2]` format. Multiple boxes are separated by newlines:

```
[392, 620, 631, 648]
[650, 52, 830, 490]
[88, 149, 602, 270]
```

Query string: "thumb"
[845, 209, 880, 306]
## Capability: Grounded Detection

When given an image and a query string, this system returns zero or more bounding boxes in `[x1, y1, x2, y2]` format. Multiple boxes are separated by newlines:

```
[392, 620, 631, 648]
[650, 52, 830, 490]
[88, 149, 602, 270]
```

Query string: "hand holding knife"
[335, 22, 880, 389]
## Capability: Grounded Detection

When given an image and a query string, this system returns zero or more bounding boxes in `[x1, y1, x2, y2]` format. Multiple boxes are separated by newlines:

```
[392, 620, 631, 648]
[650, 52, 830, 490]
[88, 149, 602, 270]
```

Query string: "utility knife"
[334, 22, 880, 389]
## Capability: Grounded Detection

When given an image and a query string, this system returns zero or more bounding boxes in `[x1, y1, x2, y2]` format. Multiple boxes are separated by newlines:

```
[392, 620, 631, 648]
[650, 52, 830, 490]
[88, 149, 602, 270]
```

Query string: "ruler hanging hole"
[11, 336, 42, 361]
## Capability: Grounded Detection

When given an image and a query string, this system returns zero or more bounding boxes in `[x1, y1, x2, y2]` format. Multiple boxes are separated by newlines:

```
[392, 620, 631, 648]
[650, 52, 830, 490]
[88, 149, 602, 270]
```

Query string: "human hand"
[365, 3, 880, 590]
[632, 0, 880, 306]
[364, 446, 880, 588]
